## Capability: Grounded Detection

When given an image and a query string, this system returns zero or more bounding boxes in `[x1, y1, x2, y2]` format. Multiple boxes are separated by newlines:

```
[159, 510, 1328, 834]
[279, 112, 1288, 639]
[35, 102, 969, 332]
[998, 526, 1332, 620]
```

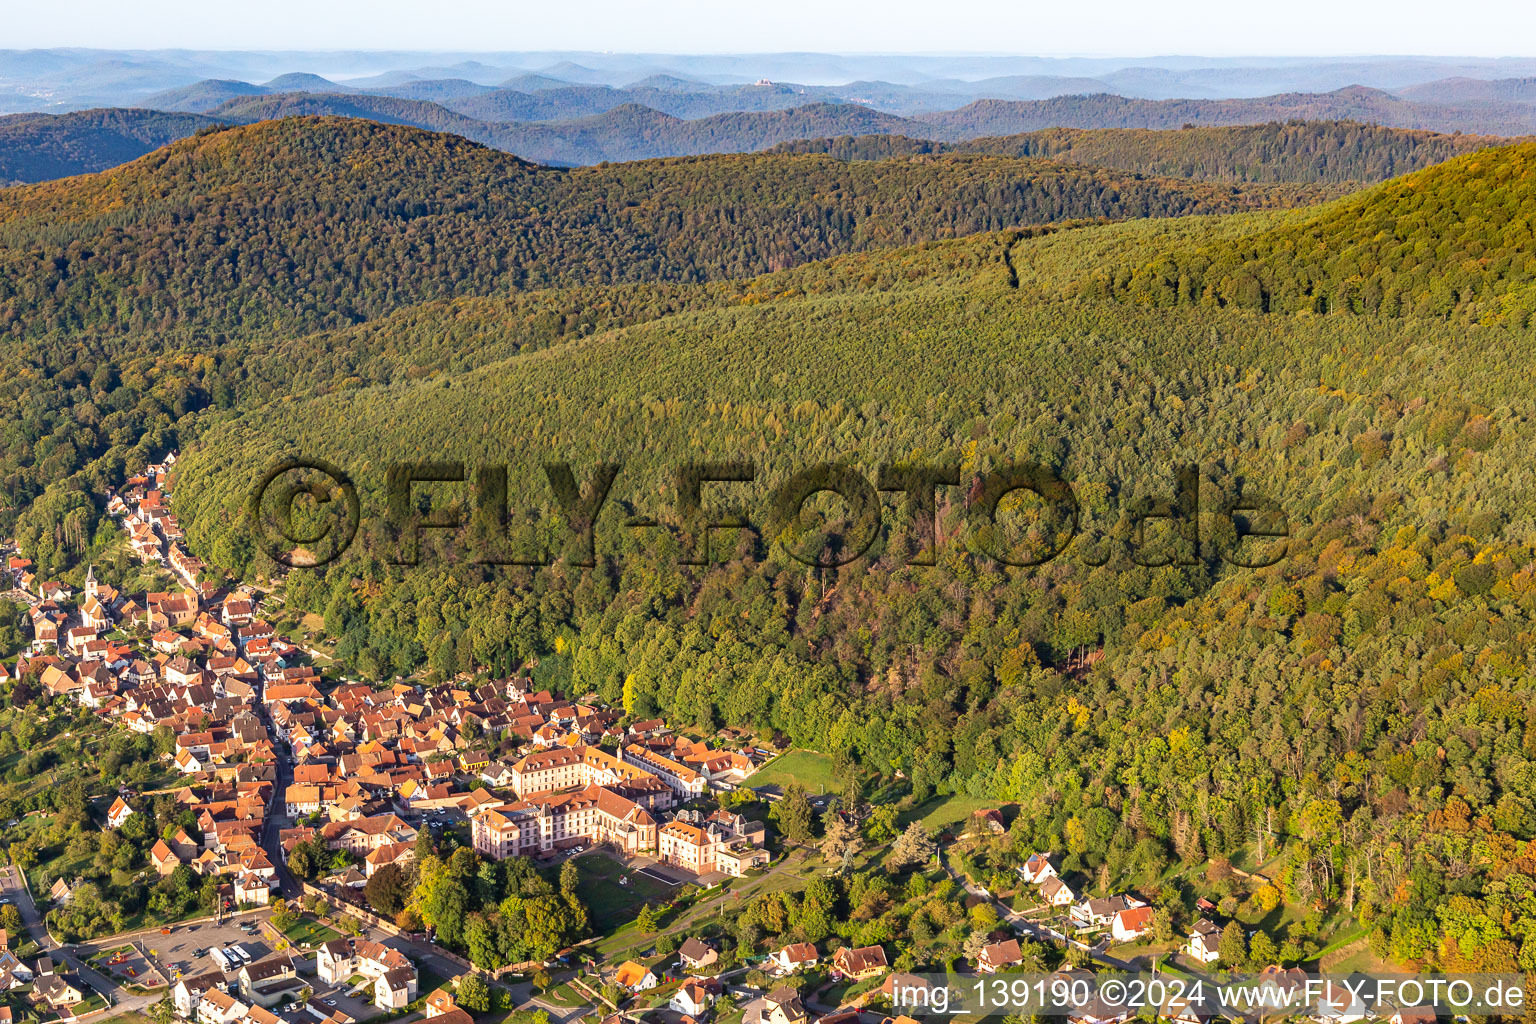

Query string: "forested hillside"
[1078, 143, 1536, 321]
[167, 145, 1536, 973]
[0, 108, 223, 183]
[205, 94, 926, 164]
[139, 78, 272, 113]
[0, 116, 1326, 342]
[915, 86, 1536, 136]
[948, 121, 1521, 182]
[772, 121, 1519, 183]
[10, 115, 1536, 976]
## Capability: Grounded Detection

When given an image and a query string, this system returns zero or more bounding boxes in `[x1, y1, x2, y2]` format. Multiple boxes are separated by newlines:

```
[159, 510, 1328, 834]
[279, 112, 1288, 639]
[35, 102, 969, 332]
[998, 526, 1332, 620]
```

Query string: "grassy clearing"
[281, 915, 343, 948]
[898, 793, 997, 831]
[573, 856, 676, 934]
[749, 750, 836, 793]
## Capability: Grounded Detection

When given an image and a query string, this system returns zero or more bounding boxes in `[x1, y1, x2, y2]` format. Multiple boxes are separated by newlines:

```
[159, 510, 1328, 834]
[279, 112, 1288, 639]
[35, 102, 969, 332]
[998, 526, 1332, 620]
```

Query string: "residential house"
[364, 842, 416, 878]
[107, 797, 135, 829]
[316, 939, 414, 992]
[151, 838, 185, 875]
[768, 942, 818, 976]
[613, 961, 657, 993]
[237, 954, 301, 1008]
[975, 939, 1024, 974]
[1186, 919, 1221, 964]
[1312, 983, 1370, 1023]
[1070, 894, 1144, 929]
[31, 973, 85, 1008]
[966, 808, 1007, 836]
[0, 949, 32, 989]
[831, 945, 888, 981]
[174, 973, 227, 1019]
[319, 814, 418, 855]
[235, 872, 270, 906]
[479, 761, 518, 788]
[1021, 851, 1057, 883]
[1111, 906, 1154, 942]
[1161, 993, 1219, 1024]
[881, 975, 934, 1003]
[679, 937, 719, 971]
[1039, 876, 1076, 906]
[375, 968, 418, 1010]
[759, 987, 808, 1024]
[197, 988, 250, 1024]
[670, 978, 721, 1017]
[424, 990, 461, 1019]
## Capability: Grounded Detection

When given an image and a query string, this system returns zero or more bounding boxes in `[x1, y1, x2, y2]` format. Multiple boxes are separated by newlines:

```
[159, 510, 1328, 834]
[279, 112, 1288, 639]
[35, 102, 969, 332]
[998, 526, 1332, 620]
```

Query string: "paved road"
[937, 852, 1138, 972]
[0, 864, 157, 1016]
[255, 702, 304, 902]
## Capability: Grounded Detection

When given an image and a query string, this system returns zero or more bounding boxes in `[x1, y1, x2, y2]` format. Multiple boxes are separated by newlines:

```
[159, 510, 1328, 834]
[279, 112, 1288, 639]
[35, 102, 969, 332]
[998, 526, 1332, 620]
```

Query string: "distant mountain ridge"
[0, 115, 1329, 339]
[1397, 76, 1536, 105]
[770, 121, 1526, 184]
[7, 81, 1536, 184]
[912, 86, 1536, 136]
[15, 48, 1536, 114]
[0, 108, 223, 184]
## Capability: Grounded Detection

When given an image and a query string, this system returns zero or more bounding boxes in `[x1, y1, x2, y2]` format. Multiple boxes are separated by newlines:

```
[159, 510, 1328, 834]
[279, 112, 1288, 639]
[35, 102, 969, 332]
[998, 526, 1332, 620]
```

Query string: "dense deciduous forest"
[773, 121, 1524, 184]
[0, 117, 1323, 341]
[8, 115, 1536, 976]
[1077, 144, 1536, 321]
[0, 108, 223, 184]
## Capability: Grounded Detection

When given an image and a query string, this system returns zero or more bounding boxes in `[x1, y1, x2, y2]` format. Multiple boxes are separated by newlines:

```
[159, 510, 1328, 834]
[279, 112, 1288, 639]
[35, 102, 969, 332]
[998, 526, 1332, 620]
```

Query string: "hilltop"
[771, 121, 1522, 183]
[139, 78, 272, 114]
[1075, 142, 1536, 321]
[0, 115, 1326, 341]
[0, 108, 224, 184]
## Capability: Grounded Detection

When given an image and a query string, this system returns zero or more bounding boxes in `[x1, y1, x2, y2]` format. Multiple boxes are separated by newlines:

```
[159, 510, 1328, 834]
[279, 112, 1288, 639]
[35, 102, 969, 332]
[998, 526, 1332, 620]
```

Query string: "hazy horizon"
[9, 0, 1536, 57]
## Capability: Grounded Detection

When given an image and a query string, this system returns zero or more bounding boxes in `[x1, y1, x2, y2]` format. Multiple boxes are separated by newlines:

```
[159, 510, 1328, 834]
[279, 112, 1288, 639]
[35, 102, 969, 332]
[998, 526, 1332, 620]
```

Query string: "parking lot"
[94, 913, 385, 1021]
[84, 913, 275, 985]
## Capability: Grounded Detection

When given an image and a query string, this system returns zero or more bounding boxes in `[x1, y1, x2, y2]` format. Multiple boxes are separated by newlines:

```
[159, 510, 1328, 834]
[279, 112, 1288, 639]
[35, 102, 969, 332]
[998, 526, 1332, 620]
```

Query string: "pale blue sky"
[6, 0, 1534, 57]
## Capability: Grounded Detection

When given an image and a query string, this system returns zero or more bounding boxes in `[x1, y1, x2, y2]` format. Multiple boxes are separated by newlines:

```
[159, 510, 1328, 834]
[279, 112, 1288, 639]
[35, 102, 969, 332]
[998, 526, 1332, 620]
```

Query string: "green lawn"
[415, 966, 455, 1003]
[898, 793, 998, 831]
[750, 750, 836, 794]
[542, 982, 593, 1008]
[573, 856, 677, 933]
[280, 914, 343, 948]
